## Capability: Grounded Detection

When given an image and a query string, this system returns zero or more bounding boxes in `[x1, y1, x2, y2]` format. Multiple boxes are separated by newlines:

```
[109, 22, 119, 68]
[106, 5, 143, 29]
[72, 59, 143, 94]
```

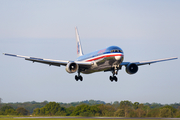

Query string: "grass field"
[0, 119, 168, 120]
[0, 119, 156, 120]
[0, 118, 133, 120]
[0, 116, 179, 120]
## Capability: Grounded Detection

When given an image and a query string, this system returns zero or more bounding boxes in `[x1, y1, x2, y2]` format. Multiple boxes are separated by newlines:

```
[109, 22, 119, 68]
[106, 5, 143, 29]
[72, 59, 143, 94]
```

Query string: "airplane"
[4, 27, 178, 82]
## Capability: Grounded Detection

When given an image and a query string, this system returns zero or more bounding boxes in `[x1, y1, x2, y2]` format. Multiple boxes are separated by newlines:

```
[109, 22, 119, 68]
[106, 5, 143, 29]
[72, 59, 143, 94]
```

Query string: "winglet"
[75, 27, 84, 57]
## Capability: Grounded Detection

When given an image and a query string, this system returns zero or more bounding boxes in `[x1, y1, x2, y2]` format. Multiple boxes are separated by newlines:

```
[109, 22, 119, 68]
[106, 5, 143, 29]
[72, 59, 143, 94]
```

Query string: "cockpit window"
[110, 49, 123, 53]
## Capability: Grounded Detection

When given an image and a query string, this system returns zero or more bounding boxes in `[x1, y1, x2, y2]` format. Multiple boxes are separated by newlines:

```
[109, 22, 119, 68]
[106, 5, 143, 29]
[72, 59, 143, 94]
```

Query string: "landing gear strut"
[109, 66, 119, 82]
[75, 70, 83, 81]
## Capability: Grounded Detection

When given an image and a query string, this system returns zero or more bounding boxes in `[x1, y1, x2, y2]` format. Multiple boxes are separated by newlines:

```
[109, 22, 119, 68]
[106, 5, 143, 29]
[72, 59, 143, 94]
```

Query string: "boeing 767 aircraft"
[4, 27, 178, 82]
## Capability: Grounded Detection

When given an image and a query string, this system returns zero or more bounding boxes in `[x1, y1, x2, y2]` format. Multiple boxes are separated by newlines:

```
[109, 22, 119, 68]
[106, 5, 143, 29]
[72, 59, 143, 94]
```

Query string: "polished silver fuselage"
[76, 46, 124, 74]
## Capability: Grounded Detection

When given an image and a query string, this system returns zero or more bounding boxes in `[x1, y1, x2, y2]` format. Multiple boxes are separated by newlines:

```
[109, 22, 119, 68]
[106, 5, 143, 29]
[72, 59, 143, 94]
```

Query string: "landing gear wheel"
[75, 75, 83, 81]
[110, 76, 113, 82]
[109, 76, 118, 82]
[114, 76, 118, 82]
[75, 75, 78, 81]
[79, 75, 83, 81]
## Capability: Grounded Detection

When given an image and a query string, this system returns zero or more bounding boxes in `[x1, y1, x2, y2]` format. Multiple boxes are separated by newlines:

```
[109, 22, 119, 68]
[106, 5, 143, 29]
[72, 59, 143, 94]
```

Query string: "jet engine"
[66, 62, 79, 73]
[126, 63, 138, 74]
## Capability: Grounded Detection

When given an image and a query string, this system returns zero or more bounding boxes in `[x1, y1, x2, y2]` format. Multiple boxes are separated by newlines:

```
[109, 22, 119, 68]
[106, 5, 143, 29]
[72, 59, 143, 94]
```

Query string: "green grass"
[0, 119, 167, 120]
[0, 116, 178, 120]
[0, 119, 176, 120]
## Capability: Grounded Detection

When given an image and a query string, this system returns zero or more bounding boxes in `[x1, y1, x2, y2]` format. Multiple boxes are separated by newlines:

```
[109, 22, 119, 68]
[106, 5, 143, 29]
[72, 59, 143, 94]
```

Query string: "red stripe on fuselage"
[85, 53, 123, 62]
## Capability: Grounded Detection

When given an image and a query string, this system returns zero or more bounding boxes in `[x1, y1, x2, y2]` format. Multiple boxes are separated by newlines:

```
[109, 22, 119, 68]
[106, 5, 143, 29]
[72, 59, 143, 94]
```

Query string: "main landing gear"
[110, 66, 118, 82]
[75, 70, 83, 81]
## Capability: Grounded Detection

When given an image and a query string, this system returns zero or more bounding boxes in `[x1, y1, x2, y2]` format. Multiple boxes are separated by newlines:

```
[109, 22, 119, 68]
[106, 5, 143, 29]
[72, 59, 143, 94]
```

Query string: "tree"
[41, 102, 62, 115]
[133, 102, 139, 110]
[176, 110, 180, 118]
[113, 101, 120, 109]
[150, 103, 163, 109]
[4, 109, 17, 115]
[1, 105, 17, 115]
[146, 108, 160, 117]
[114, 109, 125, 117]
[1, 105, 14, 112]
[98, 104, 115, 116]
[16, 107, 29, 115]
[66, 106, 75, 116]
[160, 108, 172, 118]
[119, 100, 132, 117]
[142, 105, 150, 117]
[33, 102, 66, 116]
[160, 105, 177, 117]
[162, 105, 177, 114]
[71, 104, 93, 116]
[33, 108, 40, 115]
[0, 98, 2, 109]
[119, 100, 132, 109]
[136, 108, 146, 117]
[129, 109, 138, 117]
[72, 104, 101, 117]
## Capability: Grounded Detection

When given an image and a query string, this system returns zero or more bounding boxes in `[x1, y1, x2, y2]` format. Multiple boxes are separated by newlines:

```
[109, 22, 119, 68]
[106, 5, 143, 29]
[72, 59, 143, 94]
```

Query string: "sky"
[0, 0, 180, 104]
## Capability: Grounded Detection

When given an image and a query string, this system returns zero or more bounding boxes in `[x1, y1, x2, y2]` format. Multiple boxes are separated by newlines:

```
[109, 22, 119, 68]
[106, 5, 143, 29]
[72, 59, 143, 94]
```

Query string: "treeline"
[1, 100, 180, 118]
[0, 106, 29, 115]
[0, 100, 48, 114]
[0, 100, 105, 114]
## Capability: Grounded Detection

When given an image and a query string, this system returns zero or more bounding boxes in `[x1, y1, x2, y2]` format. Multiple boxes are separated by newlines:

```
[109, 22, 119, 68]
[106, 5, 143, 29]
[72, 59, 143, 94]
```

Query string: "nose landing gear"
[75, 75, 83, 81]
[75, 70, 83, 81]
[110, 76, 117, 82]
[109, 66, 119, 82]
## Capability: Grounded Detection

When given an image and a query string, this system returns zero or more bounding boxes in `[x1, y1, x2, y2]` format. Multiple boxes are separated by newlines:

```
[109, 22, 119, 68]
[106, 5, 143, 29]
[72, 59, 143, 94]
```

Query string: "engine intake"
[66, 62, 78, 73]
[126, 63, 138, 74]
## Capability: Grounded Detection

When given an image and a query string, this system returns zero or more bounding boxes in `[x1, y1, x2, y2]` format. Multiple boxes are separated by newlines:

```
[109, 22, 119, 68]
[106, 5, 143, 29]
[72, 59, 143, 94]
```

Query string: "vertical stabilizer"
[75, 27, 84, 57]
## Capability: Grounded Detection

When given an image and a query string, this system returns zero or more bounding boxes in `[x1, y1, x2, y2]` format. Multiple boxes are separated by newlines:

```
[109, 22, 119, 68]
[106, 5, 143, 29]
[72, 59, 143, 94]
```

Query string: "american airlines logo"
[77, 42, 80, 54]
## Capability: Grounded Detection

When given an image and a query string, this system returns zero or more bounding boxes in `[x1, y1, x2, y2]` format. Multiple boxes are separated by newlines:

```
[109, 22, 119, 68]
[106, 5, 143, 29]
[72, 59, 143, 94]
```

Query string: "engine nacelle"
[126, 63, 138, 74]
[66, 62, 79, 73]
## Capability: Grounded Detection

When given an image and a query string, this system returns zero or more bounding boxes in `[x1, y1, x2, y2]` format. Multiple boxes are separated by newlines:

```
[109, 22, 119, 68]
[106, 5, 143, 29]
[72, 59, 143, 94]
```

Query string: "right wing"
[120, 57, 178, 66]
[3, 53, 93, 67]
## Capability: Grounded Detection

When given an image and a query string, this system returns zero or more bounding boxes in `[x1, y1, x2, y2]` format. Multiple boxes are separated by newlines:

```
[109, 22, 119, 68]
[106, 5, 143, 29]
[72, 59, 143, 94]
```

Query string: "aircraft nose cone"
[115, 55, 121, 60]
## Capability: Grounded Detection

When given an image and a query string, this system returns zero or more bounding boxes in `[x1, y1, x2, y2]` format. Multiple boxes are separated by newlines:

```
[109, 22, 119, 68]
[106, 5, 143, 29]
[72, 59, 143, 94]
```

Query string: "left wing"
[3, 53, 93, 67]
[120, 57, 178, 66]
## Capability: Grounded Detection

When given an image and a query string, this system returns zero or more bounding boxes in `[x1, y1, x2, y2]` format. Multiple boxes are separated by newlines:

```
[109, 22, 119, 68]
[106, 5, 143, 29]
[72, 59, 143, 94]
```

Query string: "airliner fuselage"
[77, 46, 124, 74]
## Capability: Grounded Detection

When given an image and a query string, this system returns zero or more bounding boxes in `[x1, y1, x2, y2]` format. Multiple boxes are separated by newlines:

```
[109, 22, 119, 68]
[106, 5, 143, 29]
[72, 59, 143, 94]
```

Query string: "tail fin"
[75, 27, 84, 57]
